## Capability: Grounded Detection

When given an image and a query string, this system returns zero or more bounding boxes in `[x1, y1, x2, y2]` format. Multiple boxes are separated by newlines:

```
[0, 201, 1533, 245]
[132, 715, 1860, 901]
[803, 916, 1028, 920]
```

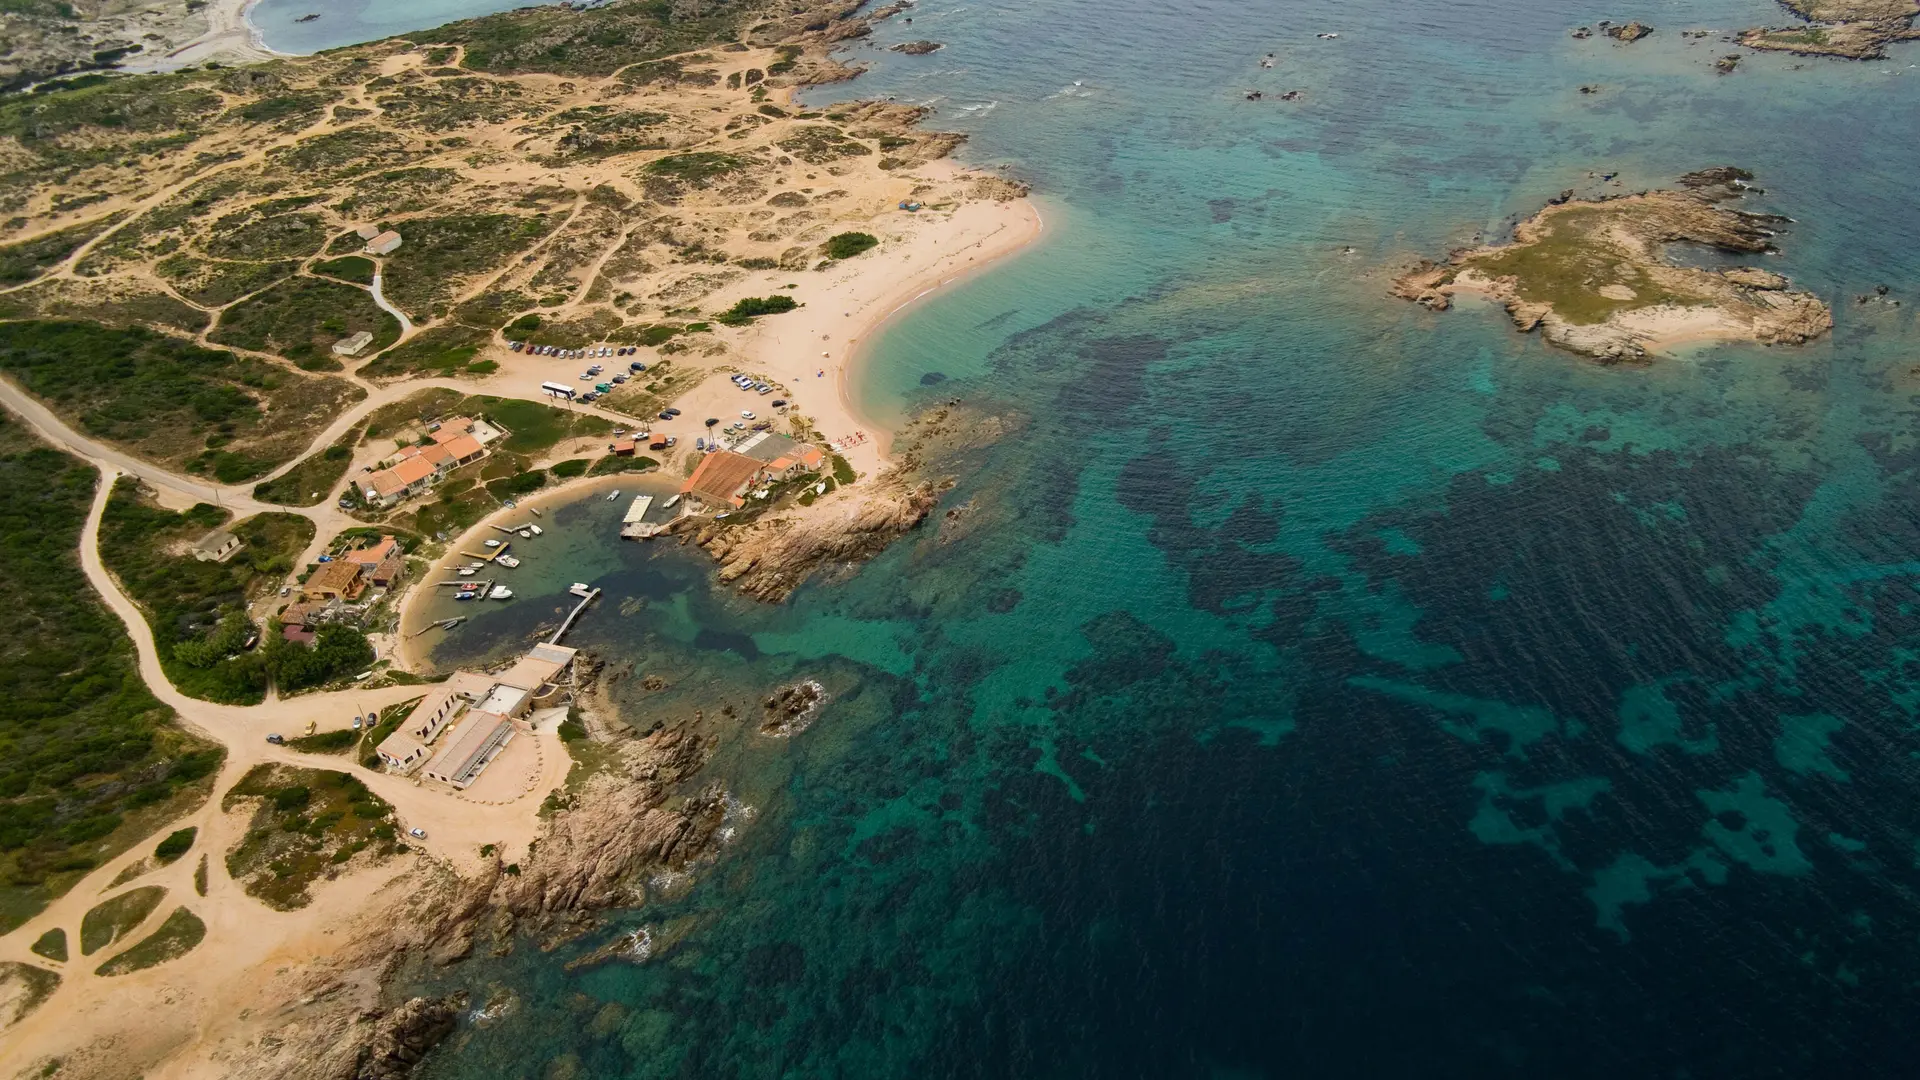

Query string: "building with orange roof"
[681, 450, 768, 510]
[304, 559, 367, 602]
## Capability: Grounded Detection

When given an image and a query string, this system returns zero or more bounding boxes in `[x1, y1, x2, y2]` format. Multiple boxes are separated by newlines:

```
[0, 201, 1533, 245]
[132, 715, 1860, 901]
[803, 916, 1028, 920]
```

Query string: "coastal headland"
[0, 0, 1042, 1075]
[1739, 0, 1920, 60]
[1391, 168, 1832, 362]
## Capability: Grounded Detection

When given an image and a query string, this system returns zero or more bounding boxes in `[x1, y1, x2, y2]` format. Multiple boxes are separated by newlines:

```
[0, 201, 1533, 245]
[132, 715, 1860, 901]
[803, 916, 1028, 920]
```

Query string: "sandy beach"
[118, 0, 289, 74]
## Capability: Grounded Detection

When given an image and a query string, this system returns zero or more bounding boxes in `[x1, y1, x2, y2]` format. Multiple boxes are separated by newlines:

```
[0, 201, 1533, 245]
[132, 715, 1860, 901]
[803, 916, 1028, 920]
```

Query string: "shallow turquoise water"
[404, 0, 1920, 1075]
[251, 0, 530, 54]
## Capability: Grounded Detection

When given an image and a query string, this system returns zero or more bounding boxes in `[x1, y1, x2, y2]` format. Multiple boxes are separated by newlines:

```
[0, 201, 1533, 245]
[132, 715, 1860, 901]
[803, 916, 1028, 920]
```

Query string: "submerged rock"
[1606, 21, 1654, 42]
[889, 40, 944, 54]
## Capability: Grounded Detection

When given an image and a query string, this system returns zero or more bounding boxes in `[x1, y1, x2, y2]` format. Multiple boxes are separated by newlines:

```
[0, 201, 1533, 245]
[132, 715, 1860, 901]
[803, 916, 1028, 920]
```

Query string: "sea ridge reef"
[1391, 168, 1832, 362]
[1739, 0, 1920, 60]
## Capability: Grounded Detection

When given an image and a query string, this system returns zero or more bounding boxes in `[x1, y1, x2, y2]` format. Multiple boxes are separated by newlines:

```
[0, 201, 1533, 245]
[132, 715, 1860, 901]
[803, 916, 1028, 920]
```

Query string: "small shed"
[332, 330, 375, 357]
[191, 529, 242, 563]
[363, 230, 403, 256]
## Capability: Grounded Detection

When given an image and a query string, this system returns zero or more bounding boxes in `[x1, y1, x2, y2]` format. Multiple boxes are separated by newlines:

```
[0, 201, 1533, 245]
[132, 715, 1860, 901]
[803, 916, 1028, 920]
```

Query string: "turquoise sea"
[392, 0, 1920, 1074]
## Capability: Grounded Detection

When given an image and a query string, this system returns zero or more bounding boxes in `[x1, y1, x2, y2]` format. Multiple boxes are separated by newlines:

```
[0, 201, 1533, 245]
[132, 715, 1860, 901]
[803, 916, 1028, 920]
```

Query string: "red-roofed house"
[681, 450, 767, 510]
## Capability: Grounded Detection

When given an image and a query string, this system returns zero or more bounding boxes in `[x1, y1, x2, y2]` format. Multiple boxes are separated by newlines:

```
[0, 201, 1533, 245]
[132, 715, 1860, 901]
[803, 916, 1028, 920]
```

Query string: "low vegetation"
[252, 430, 359, 507]
[0, 420, 220, 933]
[0, 961, 58, 1029]
[379, 213, 555, 320]
[29, 927, 66, 962]
[222, 764, 400, 910]
[716, 294, 798, 325]
[359, 324, 490, 379]
[210, 277, 401, 369]
[154, 827, 196, 864]
[98, 481, 314, 705]
[312, 255, 377, 285]
[0, 320, 360, 482]
[79, 885, 165, 955]
[823, 231, 879, 259]
[94, 905, 205, 976]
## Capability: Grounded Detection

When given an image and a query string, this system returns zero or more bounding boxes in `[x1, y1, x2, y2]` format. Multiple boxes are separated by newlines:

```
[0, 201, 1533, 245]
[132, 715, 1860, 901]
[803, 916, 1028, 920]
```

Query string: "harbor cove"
[4, 0, 1920, 1076]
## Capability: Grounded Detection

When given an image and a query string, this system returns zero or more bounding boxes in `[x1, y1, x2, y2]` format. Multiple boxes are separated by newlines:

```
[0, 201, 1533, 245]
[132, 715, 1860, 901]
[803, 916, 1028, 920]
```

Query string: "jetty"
[460, 542, 509, 562]
[621, 494, 668, 539]
[549, 587, 601, 644]
[407, 616, 465, 638]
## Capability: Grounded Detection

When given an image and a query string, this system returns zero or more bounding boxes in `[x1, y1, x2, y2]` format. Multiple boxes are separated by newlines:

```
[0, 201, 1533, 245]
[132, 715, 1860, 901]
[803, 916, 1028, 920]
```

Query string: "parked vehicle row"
[507, 341, 644, 358]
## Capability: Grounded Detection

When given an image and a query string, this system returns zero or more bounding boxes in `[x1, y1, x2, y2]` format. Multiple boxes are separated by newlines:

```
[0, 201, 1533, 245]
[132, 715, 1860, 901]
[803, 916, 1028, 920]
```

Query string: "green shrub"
[550, 458, 590, 478]
[823, 232, 878, 259]
[715, 295, 797, 325]
[153, 828, 196, 863]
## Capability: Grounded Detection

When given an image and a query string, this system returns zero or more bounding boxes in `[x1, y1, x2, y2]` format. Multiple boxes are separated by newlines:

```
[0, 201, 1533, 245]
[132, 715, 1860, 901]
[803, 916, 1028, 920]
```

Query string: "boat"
[569, 582, 594, 597]
[454, 590, 478, 602]
[607, 489, 620, 501]
[518, 529, 534, 539]
[528, 524, 544, 536]
[488, 586, 513, 600]
[457, 567, 477, 576]
[484, 538, 501, 548]
[495, 555, 520, 568]
[529, 507, 542, 517]
[662, 494, 681, 509]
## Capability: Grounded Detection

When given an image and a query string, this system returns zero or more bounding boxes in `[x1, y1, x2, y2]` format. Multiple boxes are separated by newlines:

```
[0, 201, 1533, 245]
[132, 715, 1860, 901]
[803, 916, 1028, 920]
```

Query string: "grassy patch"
[312, 255, 376, 285]
[485, 467, 547, 501]
[641, 151, 748, 193]
[776, 125, 872, 164]
[823, 231, 878, 259]
[716, 294, 797, 325]
[358, 323, 490, 379]
[379, 213, 555, 320]
[288, 728, 359, 754]
[550, 457, 590, 478]
[222, 764, 398, 910]
[0, 961, 58, 1028]
[210, 277, 401, 368]
[0, 278, 209, 333]
[200, 205, 329, 261]
[29, 927, 66, 962]
[99, 480, 314, 705]
[588, 453, 660, 476]
[0, 320, 360, 480]
[252, 430, 358, 507]
[463, 394, 612, 456]
[830, 453, 855, 485]
[154, 827, 196, 863]
[0, 419, 221, 933]
[95, 905, 205, 975]
[0, 214, 128, 285]
[155, 255, 299, 308]
[444, 2, 747, 76]
[79, 885, 165, 955]
[1464, 206, 1708, 326]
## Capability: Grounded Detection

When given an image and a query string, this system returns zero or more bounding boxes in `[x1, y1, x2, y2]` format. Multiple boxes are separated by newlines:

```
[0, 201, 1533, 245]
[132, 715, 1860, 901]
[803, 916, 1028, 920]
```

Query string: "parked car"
[612, 374, 629, 383]
[409, 827, 427, 839]
[659, 410, 674, 420]
[740, 410, 755, 419]
[266, 733, 285, 745]
[771, 399, 787, 407]
[664, 407, 681, 417]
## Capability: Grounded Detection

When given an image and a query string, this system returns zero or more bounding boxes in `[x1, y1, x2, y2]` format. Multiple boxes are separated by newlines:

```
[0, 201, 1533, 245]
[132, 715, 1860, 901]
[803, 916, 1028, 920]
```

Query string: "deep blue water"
[406, 0, 1920, 1075]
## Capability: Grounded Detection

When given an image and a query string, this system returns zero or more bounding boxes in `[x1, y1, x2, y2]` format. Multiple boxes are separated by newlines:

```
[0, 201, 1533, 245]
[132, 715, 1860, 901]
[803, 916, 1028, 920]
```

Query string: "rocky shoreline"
[1738, 0, 1920, 60]
[1392, 167, 1832, 362]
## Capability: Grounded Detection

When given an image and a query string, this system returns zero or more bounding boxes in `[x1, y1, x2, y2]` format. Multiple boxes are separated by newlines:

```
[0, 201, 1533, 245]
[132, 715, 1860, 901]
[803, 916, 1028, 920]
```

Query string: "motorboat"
[662, 494, 681, 509]
[488, 586, 513, 600]
[455, 590, 478, 601]
[528, 524, 544, 536]
[496, 555, 520, 568]
[607, 489, 620, 501]
[518, 529, 533, 539]
[569, 582, 594, 597]
[484, 538, 501, 547]
[457, 567, 477, 576]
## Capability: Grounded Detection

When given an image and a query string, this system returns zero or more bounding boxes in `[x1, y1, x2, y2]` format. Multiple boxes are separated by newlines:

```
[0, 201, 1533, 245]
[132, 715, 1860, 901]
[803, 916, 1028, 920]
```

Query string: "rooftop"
[682, 450, 766, 508]
[476, 683, 532, 717]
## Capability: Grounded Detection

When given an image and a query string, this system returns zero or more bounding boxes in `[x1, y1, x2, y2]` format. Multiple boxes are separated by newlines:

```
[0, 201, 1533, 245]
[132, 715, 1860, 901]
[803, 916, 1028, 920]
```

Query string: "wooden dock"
[549, 587, 601, 644]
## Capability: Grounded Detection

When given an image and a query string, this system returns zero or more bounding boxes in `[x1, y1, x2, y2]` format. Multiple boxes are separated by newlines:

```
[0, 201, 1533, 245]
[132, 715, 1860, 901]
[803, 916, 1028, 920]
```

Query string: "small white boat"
[528, 524, 544, 536]
[518, 529, 533, 539]
[457, 567, 477, 577]
[607, 489, 620, 501]
[484, 538, 501, 548]
[529, 507, 543, 517]
[568, 582, 594, 597]
[495, 555, 520, 568]
[489, 586, 513, 600]
[662, 494, 681, 510]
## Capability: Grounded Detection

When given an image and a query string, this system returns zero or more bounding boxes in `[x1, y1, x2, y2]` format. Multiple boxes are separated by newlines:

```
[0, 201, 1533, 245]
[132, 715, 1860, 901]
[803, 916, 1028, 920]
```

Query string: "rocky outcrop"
[354, 996, 460, 1080]
[1739, 0, 1920, 59]
[890, 40, 944, 54]
[1605, 21, 1655, 41]
[1392, 168, 1832, 361]
[693, 473, 941, 602]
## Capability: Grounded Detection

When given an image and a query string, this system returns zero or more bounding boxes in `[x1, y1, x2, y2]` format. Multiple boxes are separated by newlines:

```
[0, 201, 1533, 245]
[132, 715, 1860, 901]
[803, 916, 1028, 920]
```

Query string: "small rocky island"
[1739, 0, 1920, 59]
[1393, 168, 1832, 362]
[890, 40, 944, 54]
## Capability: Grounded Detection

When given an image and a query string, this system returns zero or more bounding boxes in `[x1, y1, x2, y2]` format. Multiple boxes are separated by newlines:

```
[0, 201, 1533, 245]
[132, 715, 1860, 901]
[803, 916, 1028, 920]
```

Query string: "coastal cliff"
[691, 472, 943, 602]
[1392, 168, 1832, 361]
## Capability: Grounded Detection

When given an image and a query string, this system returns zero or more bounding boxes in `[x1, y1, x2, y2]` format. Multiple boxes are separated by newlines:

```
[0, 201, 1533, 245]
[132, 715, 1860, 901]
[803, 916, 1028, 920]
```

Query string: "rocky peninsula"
[1392, 168, 1832, 362]
[1739, 0, 1920, 60]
